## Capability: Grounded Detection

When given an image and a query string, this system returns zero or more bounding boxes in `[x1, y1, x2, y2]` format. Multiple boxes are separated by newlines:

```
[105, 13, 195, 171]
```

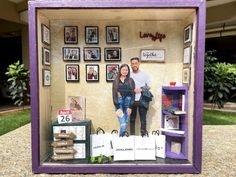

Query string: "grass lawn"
[203, 110, 236, 125]
[0, 109, 30, 136]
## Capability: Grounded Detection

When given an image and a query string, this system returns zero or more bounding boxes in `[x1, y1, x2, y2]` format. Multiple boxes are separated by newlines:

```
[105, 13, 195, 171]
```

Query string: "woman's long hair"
[113, 64, 131, 91]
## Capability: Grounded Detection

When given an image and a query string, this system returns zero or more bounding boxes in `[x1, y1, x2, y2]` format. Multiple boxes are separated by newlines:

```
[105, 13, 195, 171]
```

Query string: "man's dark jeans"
[130, 101, 148, 135]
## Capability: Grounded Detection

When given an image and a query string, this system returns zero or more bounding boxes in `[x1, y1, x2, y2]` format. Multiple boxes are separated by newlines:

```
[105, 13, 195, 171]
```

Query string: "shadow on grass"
[203, 110, 236, 125]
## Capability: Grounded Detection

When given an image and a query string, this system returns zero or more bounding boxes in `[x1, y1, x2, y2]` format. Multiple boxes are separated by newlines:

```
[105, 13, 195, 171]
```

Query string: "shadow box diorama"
[29, 0, 205, 174]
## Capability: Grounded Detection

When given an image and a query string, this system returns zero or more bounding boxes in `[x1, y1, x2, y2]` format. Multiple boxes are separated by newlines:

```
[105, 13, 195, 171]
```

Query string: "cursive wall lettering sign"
[139, 31, 166, 42]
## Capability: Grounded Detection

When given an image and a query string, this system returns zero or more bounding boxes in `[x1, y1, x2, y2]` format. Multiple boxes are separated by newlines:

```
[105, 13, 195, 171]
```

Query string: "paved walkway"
[0, 124, 236, 177]
[204, 102, 236, 113]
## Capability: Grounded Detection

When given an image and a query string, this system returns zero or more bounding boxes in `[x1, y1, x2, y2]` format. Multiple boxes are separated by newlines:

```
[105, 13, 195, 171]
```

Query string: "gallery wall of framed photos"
[31, 4, 205, 173]
[49, 20, 185, 132]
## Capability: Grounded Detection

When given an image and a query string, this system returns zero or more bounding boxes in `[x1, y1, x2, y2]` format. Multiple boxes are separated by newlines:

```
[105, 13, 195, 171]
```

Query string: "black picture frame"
[85, 26, 99, 44]
[106, 64, 119, 82]
[64, 26, 78, 44]
[83, 47, 101, 61]
[184, 24, 193, 44]
[104, 47, 121, 61]
[66, 64, 79, 82]
[63, 47, 80, 61]
[42, 47, 50, 66]
[106, 26, 120, 44]
[85, 64, 99, 82]
[41, 24, 50, 45]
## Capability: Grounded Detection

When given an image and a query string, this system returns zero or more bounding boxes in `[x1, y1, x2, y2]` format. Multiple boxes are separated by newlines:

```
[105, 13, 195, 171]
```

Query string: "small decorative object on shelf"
[169, 81, 176, 86]
[161, 86, 188, 159]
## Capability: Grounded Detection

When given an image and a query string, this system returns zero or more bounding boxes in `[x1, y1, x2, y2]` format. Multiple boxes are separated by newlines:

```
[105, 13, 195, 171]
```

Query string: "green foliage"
[97, 154, 103, 164]
[5, 61, 30, 108]
[90, 155, 113, 164]
[90, 156, 96, 163]
[204, 50, 236, 109]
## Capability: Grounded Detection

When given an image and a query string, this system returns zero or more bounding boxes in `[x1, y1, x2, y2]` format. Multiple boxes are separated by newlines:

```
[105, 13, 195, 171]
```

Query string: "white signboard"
[140, 49, 165, 62]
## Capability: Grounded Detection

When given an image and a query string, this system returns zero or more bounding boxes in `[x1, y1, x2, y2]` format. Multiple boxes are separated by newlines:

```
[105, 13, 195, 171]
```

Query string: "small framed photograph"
[183, 46, 192, 64]
[86, 64, 99, 82]
[63, 47, 80, 61]
[64, 26, 78, 44]
[41, 24, 50, 45]
[85, 26, 99, 44]
[42, 69, 51, 86]
[66, 64, 79, 82]
[171, 141, 182, 154]
[104, 47, 121, 61]
[184, 24, 192, 44]
[106, 64, 119, 82]
[182, 67, 191, 85]
[42, 47, 50, 66]
[164, 115, 179, 130]
[84, 47, 101, 61]
[106, 26, 119, 44]
[140, 49, 165, 63]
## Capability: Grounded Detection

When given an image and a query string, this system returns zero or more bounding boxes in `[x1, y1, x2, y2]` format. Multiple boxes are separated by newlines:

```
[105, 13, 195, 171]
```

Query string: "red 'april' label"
[57, 109, 71, 115]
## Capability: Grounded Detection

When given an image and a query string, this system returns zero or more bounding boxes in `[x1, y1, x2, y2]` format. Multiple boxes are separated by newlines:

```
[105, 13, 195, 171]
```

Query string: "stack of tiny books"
[51, 132, 77, 161]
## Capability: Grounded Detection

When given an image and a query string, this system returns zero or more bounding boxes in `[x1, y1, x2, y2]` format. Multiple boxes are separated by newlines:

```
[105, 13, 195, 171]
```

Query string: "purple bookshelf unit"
[29, 0, 205, 174]
[162, 86, 188, 159]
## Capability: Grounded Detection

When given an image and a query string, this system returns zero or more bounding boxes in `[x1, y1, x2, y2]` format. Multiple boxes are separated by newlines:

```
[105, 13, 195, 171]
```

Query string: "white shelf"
[161, 128, 185, 135]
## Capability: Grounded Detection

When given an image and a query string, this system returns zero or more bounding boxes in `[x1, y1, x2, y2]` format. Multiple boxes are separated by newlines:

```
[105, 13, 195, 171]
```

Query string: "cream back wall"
[50, 19, 185, 134]
[185, 13, 196, 163]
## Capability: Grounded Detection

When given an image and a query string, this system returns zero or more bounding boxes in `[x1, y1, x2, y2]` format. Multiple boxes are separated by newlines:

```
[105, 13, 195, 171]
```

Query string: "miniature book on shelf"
[67, 96, 86, 121]
[162, 93, 186, 114]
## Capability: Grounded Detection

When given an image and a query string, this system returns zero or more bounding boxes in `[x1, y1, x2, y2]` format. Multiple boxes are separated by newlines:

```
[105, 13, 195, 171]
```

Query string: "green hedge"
[204, 50, 236, 109]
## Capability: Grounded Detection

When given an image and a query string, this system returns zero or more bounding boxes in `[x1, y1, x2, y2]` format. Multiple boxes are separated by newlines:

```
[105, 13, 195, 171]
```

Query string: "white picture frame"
[164, 115, 179, 130]
[182, 67, 191, 85]
[42, 69, 51, 86]
[41, 24, 50, 45]
[183, 46, 192, 64]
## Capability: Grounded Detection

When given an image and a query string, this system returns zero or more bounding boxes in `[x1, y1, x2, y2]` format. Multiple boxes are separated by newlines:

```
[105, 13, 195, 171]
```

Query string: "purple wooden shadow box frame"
[29, 0, 205, 174]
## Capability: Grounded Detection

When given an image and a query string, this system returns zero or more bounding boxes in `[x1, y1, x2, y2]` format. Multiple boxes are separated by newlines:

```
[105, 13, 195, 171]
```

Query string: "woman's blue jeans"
[116, 96, 131, 137]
